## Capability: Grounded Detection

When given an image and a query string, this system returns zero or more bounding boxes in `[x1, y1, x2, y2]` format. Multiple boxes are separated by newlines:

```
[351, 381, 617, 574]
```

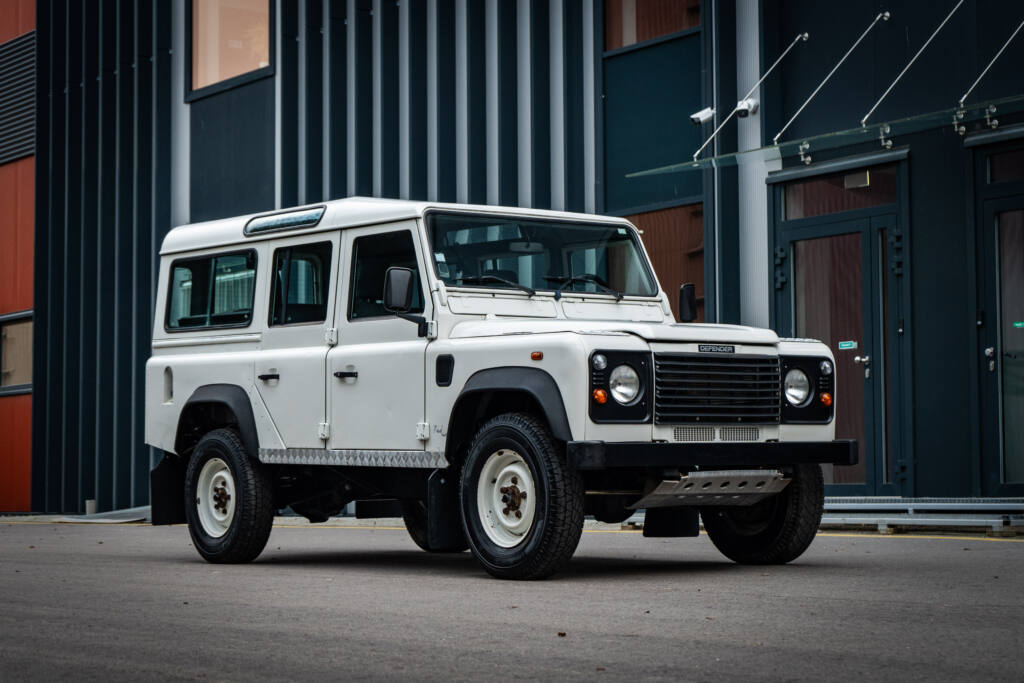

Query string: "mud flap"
[150, 453, 186, 525]
[427, 469, 464, 550]
[642, 507, 699, 538]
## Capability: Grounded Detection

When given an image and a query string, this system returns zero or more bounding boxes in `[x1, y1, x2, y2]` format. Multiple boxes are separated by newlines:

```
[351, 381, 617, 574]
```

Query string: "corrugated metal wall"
[32, 0, 599, 512]
[33, 1, 172, 512]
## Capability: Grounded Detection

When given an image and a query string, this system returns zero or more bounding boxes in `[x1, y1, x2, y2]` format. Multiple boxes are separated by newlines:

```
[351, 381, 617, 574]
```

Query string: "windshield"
[425, 212, 658, 297]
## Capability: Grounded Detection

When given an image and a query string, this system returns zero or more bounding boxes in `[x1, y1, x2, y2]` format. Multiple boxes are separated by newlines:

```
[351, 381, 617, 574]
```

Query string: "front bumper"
[567, 439, 857, 470]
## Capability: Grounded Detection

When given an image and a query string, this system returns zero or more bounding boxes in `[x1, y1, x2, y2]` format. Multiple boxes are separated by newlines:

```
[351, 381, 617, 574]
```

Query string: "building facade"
[4, 0, 1022, 512]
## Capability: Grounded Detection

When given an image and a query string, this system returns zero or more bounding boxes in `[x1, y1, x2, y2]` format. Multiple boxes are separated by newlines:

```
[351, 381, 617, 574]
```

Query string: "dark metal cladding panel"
[0, 31, 35, 164]
[654, 354, 782, 424]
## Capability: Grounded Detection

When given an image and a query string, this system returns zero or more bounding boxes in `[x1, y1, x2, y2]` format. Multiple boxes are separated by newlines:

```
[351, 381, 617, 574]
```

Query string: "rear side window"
[270, 242, 333, 325]
[166, 250, 257, 330]
[349, 230, 424, 320]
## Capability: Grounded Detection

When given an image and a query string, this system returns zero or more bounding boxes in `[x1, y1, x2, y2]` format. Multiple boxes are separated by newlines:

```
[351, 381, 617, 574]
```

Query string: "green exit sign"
[1014, 321, 1024, 329]
[838, 341, 858, 350]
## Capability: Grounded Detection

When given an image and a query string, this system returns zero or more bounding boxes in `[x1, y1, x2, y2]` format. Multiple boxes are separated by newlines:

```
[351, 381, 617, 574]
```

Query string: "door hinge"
[318, 422, 330, 439]
[425, 321, 437, 340]
[416, 422, 430, 441]
[325, 328, 338, 346]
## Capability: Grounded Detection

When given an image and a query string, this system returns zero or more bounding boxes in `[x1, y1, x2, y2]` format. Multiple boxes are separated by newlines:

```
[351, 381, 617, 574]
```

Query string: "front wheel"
[460, 413, 584, 580]
[184, 428, 275, 563]
[700, 463, 824, 565]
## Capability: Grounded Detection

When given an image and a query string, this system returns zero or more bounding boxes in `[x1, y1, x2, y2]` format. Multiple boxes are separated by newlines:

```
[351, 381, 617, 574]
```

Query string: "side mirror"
[383, 267, 414, 313]
[679, 283, 697, 323]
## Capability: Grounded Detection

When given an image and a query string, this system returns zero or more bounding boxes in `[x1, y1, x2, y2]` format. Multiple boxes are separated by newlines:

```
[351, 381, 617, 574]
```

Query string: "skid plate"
[629, 470, 790, 509]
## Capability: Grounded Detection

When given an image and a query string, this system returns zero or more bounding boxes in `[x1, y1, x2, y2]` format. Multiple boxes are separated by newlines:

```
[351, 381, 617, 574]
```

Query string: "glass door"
[774, 214, 905, 496]
[979, 200, 1024, 495]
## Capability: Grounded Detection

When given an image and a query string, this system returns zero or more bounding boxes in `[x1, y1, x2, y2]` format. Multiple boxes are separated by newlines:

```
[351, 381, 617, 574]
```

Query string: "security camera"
[736, 98, 759, 118]
[690, 107, 715, 125]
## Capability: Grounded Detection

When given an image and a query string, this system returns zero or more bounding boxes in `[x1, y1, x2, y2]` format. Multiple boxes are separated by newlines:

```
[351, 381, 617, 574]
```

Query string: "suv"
[146, 198, 855, 579]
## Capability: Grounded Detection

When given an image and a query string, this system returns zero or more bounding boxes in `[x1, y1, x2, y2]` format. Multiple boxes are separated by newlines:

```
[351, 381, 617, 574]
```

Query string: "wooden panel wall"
[627, 203, 704, 322]
[0, 0, 33, 42]
[0, 394, 31, 511]
[0, 156, 33, 313]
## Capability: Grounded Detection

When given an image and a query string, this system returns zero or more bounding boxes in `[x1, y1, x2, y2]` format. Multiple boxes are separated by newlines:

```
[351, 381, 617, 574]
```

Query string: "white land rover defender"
[146, 198, 856, 579]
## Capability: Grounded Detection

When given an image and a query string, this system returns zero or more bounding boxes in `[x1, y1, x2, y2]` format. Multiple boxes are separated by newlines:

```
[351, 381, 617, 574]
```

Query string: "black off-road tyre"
[700, 464, 824, 565]
[459, 412, 585, 580]
[400, 499, 469, 553]
[184, 428, 275, 563]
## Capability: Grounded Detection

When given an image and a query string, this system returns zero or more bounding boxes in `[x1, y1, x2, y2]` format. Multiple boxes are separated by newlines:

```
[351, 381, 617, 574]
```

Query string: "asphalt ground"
[0, 519, 1021, 682]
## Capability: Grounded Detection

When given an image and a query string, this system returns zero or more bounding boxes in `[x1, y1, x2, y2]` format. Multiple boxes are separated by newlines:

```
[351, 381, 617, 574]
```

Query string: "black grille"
[654, 354, 781, 424]
[0, 32, 35, 165]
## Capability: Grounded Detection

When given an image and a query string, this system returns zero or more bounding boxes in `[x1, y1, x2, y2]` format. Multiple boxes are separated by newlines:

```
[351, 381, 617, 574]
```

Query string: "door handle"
[985, 346, 996, 372]
[853, 355, 871, 365]
[334, 370, 358, 379]
[258, 373, 280, 381]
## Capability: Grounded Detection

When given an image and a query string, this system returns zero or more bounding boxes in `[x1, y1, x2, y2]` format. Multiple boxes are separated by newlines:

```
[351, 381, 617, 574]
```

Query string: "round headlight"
[592, 354, 608, 371]
[784, 368, 811, 406]
[819, 359, 834, 376]
[609, 364, 641, 405]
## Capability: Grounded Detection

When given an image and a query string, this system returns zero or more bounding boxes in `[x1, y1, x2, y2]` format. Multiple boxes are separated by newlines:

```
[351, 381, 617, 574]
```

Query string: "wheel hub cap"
[477, 449, 537, 548]
[196, 457, 235, 538]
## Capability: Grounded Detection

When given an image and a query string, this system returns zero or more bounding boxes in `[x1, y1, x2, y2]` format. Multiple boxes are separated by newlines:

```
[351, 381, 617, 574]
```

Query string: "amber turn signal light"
[820, 392, 833, 407]
[531, 351, 544, 361]
[592, 388, 608, 404]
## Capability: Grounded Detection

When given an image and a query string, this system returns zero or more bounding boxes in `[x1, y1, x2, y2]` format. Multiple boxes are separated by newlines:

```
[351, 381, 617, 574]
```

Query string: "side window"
[269, 242, 333, 325]
[349, 231, 424, 320]
[167, 251, 257, 330]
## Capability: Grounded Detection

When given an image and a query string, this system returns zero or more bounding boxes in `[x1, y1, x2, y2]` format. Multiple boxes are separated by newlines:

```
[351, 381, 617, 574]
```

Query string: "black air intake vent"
[654, 354, 781, 424]
[0, 31, 35, 165]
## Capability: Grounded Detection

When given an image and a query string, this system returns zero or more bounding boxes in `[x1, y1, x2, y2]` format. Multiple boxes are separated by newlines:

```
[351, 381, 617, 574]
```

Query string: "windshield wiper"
[543, 274, 624, 301]
[458, 275, 536, 296]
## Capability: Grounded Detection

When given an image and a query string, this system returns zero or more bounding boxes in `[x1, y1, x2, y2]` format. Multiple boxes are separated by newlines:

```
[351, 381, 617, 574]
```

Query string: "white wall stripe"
[516, 0, 531, 208]
[485, 0, 499, 205]
[171, 0, 190, 222]
[399, 0, 410, 199]
[322, 0, 331, 198]
[346, 0, 357, 196]
[549, 0, 565, 211]
[582, 0, 595, 214]
[297, 0, 307, 204]
[427, 0, 438, 201]
[372, 0, 383, 196]
[455, 0, 469, 203]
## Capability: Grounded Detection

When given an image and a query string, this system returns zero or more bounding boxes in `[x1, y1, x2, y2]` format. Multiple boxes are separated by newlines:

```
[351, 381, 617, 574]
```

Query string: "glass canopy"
[627, 93, 1024, 178]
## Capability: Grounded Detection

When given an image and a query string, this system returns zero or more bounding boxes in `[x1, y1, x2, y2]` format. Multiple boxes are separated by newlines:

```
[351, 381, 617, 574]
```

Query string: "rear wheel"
[459, 412, 584, 580]
[184, 428, 275, 563]
[700, 464, 824, 565]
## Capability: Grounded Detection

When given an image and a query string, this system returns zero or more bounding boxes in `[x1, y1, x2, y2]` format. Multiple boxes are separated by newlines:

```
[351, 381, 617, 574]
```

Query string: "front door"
[979, 198, 1024, 495]
[327, 221, 431, 452]
[772, 159, 911, 496]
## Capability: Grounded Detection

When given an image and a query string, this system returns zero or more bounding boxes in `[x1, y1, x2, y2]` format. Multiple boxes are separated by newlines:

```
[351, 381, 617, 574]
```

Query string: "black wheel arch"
[445, 367, 573, 467]
[174, 384, 260, 459]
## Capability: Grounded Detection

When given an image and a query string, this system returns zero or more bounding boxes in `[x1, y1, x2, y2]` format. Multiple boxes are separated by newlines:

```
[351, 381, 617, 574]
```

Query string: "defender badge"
[699, 344, 735, 353]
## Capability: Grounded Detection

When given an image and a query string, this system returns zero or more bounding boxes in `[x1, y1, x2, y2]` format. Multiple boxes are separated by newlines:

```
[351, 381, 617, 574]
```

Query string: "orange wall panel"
[0, 156, 34, 314]
[0, 0, 33, 42]
[0, 394, 32, 511]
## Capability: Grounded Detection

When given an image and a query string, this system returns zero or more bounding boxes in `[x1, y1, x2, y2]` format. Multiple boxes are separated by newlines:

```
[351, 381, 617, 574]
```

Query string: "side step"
[629, 470, 790, 509]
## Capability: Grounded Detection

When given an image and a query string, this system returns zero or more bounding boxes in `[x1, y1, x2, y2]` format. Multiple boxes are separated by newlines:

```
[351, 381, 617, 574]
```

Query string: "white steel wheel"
[476, 449, 537, 548]
[196, 457, 236, 538]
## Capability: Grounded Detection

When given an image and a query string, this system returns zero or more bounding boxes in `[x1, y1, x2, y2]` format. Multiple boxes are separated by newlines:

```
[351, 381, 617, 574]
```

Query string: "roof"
[159, 196, 634, 255]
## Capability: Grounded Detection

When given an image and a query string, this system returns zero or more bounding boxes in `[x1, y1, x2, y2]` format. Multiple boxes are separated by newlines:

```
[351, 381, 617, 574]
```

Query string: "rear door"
[254, 233, 340, 448]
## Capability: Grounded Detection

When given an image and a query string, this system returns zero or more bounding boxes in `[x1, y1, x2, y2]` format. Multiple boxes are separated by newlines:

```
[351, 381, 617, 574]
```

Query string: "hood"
[448, 319, 779, 345]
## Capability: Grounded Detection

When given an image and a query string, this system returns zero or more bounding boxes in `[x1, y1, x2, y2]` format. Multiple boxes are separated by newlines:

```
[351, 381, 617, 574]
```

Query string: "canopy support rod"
[773, 11, 890, 145]
[959, 16, 1024, 108]
[861, 0, 964, 127]
[693, 32, 809, 161]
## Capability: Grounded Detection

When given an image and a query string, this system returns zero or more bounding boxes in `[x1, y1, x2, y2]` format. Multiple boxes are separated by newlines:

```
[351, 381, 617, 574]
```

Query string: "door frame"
[971, 139, 1024, 496]
[767, 155, 914, 497]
